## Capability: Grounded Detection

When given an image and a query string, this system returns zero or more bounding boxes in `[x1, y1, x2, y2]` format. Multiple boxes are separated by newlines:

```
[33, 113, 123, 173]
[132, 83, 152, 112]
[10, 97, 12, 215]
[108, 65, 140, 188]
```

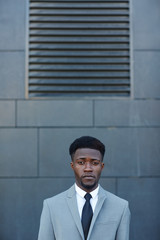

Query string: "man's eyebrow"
[76, 157, 85, 160]
[91, 159, 101, 162]
[76, 157, 100, 161]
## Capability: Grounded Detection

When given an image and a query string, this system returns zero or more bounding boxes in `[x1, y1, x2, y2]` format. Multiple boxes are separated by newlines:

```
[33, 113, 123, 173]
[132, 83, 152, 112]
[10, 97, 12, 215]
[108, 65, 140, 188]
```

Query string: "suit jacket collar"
[66, 185, 107, 240]
[66, 185, 84, 239]
[87, 186, 107, 239]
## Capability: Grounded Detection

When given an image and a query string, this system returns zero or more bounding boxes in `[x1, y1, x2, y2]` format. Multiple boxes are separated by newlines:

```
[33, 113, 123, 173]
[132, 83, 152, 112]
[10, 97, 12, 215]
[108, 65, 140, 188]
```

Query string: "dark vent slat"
[30, 23, 129, 29]
[29, 44, 129, 50]
[30, 0, 128, 2]
[30, 10, 129, 16]
[30, 16, 129, 22]
[30, 30, 129, 35]
[29, 64, 129, 71]
[29, 37, 129, 43]
[29, 50, 130, 57]
[30, 2, 129, 8]
[29, 71, 129, 78]
[29, 57, 129, 64]
[29, 78, 130, 84]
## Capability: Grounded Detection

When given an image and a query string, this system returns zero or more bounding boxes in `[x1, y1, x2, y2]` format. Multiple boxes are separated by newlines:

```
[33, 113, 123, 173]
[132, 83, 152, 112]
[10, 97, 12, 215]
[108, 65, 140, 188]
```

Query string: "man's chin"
[81, 181, 97, 191]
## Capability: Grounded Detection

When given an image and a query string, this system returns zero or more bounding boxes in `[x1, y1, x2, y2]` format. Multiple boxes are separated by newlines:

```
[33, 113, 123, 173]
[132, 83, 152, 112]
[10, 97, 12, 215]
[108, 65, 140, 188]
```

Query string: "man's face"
[70, 148, 104, 192]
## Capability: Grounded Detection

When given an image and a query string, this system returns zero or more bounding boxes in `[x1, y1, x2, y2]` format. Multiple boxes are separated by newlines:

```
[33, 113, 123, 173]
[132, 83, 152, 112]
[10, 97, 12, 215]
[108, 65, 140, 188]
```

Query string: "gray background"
[0, 0, 160, 239]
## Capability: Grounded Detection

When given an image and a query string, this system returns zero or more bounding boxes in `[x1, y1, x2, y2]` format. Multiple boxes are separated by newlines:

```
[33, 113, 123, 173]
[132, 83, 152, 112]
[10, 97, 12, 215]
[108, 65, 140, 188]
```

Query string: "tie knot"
[84, 193, 92, 201]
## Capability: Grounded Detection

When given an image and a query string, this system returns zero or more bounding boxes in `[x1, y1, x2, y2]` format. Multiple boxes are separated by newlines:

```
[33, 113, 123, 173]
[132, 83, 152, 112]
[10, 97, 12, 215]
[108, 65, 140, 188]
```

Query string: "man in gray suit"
[38, 136, 130, 240]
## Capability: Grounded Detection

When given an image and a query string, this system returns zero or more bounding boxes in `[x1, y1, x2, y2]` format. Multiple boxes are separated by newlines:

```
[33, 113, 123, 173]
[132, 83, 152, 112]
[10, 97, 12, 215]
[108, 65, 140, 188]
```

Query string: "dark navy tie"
[81, 193, 93, 240]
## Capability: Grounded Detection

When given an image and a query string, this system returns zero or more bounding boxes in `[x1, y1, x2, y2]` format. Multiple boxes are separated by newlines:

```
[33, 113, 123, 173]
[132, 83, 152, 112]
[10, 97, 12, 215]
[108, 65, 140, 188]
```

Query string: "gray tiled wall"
[0, 52, 25, 98]
[118, 178, 160, 240]
[17, 100, 93, 126]
[0, 129, 37, 177]
[132, 0, 160, 50]
[0, 0, 26, 50]
[0, 0, 160, 239]
[134, 52, 160, 98]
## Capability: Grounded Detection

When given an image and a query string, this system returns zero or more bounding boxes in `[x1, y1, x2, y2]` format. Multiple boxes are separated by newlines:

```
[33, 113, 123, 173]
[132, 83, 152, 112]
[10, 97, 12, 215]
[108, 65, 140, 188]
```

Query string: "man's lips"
[82, 175, 95, 179]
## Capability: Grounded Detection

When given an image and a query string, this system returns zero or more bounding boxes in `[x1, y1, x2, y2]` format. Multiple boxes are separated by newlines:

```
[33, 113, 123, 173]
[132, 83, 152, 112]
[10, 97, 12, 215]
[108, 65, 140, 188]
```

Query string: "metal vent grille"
[28, 0, 130, 97]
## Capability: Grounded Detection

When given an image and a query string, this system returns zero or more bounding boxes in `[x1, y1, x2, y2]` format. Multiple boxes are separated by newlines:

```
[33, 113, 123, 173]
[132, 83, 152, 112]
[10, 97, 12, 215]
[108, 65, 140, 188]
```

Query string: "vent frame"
[27, 0, 131, 98]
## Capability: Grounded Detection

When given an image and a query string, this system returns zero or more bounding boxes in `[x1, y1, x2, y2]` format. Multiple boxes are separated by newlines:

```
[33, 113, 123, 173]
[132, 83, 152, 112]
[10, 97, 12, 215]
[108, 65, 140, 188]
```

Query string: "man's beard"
[81, 180, 97, 190]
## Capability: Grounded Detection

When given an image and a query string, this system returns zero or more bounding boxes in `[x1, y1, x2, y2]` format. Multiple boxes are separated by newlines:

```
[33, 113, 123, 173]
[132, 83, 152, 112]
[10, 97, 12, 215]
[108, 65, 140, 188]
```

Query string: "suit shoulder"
[101, 188, 129, 206]
[44, 189, 68, 206]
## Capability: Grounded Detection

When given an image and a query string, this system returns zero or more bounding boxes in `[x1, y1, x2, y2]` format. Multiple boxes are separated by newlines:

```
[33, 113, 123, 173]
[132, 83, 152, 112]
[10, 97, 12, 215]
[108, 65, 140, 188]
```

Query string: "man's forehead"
[74, 148, 102, 157]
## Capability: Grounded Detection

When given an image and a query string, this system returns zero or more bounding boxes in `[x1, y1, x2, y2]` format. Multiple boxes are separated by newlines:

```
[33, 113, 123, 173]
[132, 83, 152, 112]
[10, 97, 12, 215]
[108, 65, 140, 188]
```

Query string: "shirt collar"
[75, 183, 99, 199]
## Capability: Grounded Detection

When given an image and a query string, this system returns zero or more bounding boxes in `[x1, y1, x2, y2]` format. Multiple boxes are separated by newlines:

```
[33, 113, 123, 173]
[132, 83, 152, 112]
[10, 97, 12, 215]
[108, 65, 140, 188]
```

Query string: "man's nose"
[84, 162, 93, 171]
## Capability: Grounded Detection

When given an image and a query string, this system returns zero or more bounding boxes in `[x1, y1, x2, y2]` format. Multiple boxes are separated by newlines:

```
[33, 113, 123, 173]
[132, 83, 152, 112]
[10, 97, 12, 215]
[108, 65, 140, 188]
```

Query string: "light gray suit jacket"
[38, 185, 130, 240]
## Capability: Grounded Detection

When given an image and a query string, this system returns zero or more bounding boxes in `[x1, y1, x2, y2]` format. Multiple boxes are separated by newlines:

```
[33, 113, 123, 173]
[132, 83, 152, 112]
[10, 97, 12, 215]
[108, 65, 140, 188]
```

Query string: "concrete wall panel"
[0, 101, 15, 126]
[17, 100, 93, 127]
[95, 100, 160, 126]
[132, 0, 160, 49]
[0, 0, 26, 50]
[118, 178, 160, 240]
[0, 52, 25, 99]
[136, 128, 160, 176]
[134, 52, 160, 98]
[0, 129, 37, 177]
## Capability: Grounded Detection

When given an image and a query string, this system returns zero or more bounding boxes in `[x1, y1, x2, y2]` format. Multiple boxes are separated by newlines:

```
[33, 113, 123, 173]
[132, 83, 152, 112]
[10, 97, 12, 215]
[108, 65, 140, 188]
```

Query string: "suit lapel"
[66, 185, 84, 239]
[87, 186, 107, 240]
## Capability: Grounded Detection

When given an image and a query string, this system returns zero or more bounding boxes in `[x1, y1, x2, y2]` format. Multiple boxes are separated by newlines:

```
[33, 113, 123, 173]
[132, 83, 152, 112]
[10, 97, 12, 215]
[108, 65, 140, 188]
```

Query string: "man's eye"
[77, 161, 84, 165]
[92, 161, 99, 165]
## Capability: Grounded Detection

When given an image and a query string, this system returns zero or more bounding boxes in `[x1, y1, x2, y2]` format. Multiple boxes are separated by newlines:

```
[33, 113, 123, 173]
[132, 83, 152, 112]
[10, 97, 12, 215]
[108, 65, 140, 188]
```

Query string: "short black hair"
[69, 136, 105, 160]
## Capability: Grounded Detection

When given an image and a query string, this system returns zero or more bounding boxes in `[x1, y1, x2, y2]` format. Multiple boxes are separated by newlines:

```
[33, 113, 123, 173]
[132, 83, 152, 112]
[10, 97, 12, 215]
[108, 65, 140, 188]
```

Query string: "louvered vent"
[28, 0, 130, 97]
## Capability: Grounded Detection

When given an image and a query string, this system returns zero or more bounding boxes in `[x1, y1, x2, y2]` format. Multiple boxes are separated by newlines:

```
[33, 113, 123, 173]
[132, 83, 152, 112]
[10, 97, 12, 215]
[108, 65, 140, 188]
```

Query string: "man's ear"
[101, 162, 104, 169]
[70, 161, 74, 169]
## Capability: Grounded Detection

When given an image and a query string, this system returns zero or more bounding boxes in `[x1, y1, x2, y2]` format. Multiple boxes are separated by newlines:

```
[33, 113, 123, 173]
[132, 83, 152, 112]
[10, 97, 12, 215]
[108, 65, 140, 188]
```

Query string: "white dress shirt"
[75, 183, 99, 218]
